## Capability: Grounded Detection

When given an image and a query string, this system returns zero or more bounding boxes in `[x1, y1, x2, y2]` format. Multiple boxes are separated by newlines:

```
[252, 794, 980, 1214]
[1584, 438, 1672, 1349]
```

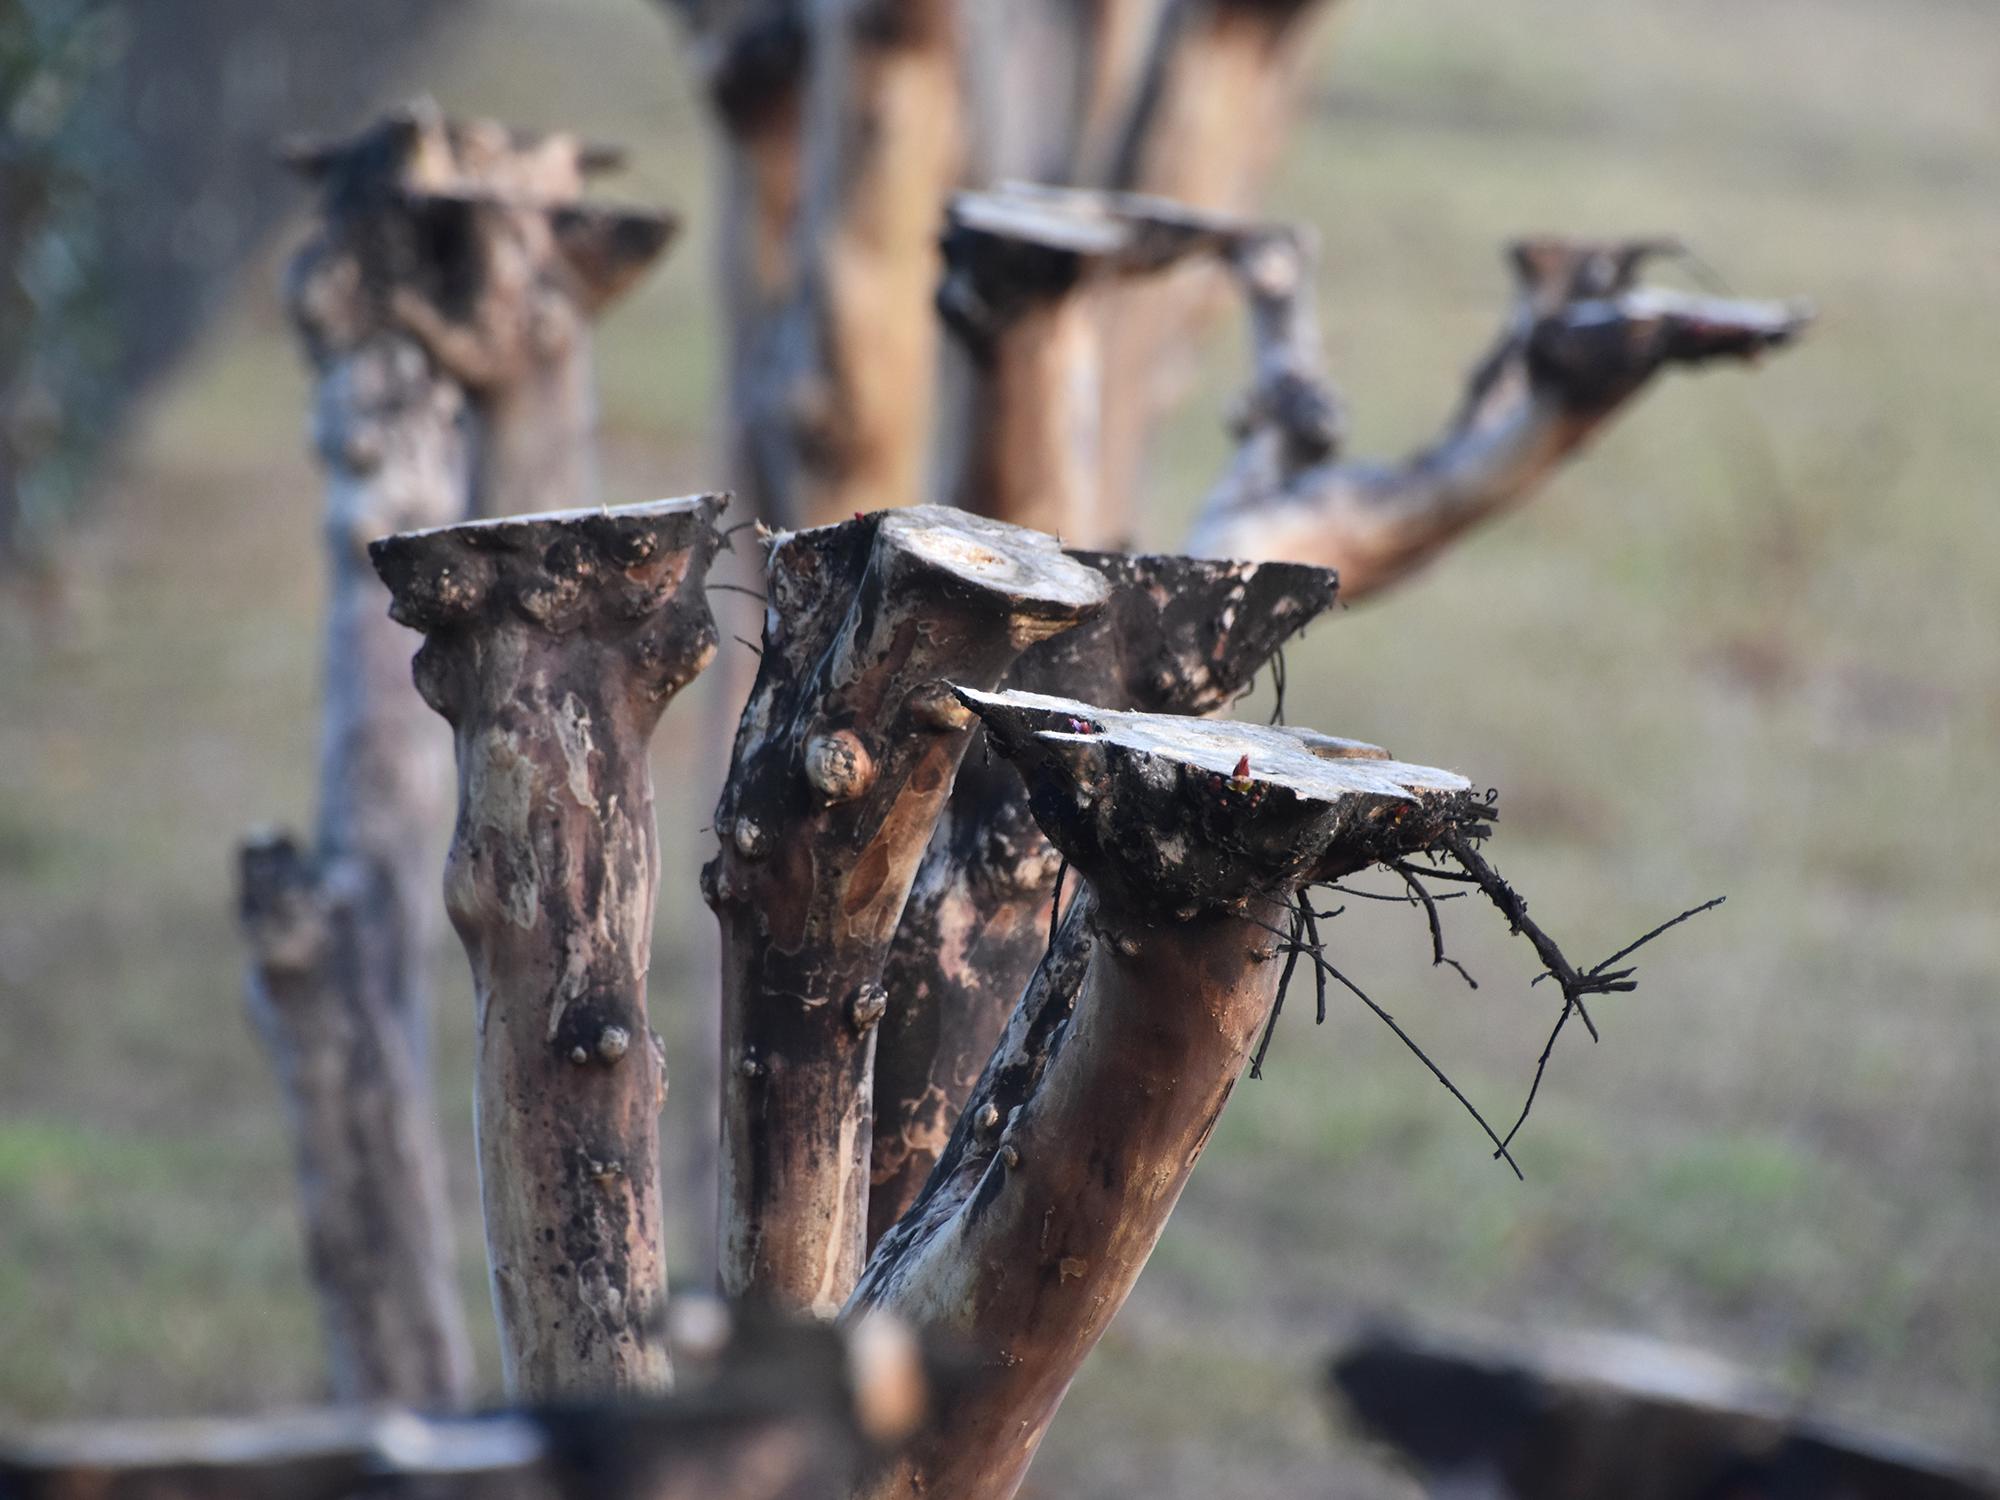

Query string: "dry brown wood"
[1092, 0, 1343, 532]
[1190, 233, 1812, 599]
[866, 549, 1336, 1245]
[934, 186, 1241, 545]
[287, 101, 677, 520]
[743, 0, 964, 528]
[370, 495, 726, 1398]
[0, 1303, 933, 1500]
[708, 508, 1107, 1315]
[851, 690, 1483, 1500]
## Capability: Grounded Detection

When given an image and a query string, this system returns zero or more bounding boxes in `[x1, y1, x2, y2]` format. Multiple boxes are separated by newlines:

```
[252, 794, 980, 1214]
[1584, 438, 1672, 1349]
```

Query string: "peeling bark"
[2, 1304, 935, 1500]
[851, 690, 1483, 1500]
[934, 187, 1242, 545]
[287, 101, 677, 519]
[708, 508, 1107, 1315]
[867, 550, 1336, 1244]
[1190, 233, 1812, 599]
[744, 0, 965, 528]
[370, 496, 725, 1398]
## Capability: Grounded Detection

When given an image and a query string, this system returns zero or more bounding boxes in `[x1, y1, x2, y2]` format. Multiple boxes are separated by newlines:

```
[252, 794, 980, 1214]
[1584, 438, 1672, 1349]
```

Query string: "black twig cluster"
[1244, 810, 1722, 1181]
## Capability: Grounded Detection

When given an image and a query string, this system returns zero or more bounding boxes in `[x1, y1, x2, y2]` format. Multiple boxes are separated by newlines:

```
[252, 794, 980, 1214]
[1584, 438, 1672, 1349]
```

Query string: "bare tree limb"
[852, 690, 1486, 1500]
[867, 550, 1336, 1244]
[371, 496, 726, 1397]
[708, 508, 1107, 1314]
[1190, 232, 1812, 599]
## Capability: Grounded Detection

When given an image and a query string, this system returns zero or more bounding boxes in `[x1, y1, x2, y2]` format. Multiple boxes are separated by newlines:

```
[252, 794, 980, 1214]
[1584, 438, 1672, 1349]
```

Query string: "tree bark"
[235, 132, 502, 1405]
[741, 0, 966, 529]
[661, 1, 811, 527]
[866, 549, 1336, 1244]
[934, 187, 1241, 545]
[1189, 234, 1812, 600]
[851, 689, 1483, 1500]
[1, 1304, 934, 1500]
[370, 495, 726, 1398]
[238, 835, 471, 1408]
[1091, 0, 1343, 534]
[1331, 1324, 2000, 1500]
[286, 102, 677, 520]
[708, 507, 1107, 1315]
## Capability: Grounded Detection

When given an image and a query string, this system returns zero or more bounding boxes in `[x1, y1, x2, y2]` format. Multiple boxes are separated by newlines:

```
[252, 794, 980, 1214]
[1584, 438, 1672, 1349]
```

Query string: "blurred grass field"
[2, 1, 1996, 1494]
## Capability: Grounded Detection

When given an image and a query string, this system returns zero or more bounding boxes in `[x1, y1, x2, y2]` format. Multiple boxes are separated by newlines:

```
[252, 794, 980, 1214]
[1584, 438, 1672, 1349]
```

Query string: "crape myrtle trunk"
[371, 495, 725, 1397]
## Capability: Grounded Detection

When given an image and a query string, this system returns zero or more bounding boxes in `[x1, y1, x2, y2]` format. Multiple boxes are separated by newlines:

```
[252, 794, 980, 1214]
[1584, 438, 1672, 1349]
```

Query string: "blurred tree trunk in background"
[0, 0, 470, 579]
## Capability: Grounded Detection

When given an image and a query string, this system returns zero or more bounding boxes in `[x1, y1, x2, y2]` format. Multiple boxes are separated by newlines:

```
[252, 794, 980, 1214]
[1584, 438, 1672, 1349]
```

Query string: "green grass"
[3, 0, 1997, 1492]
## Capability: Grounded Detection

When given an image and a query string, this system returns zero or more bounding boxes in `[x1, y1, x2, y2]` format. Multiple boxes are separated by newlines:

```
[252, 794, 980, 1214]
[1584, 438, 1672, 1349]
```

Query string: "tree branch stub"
[866, 550, 1336, 1243]
[287, 100, 679, 519]
[709, 506, 1108, 1316]
[852, 690, 1480, 1500]
[369, 494, 727, 1399]
[1190, 232, 1811, 600]
[936, 186, 1248, 544]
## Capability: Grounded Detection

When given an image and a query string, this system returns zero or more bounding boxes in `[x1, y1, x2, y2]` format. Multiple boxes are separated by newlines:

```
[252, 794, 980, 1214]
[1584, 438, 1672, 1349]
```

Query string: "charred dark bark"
[371, 496, 725, 1397]
[708, 508, 1106, 1314]
[866, 550, 1336, 1244]
[852, 690, 1484, 1500]
[1190, 234, 1812, 598]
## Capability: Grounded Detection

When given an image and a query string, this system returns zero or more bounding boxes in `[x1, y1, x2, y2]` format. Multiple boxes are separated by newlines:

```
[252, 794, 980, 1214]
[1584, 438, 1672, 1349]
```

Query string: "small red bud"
[1232, 754, 1252, 781]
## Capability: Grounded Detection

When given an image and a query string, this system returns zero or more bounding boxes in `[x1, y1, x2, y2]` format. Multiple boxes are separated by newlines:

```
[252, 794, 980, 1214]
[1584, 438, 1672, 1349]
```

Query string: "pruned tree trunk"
[1091, 0, 1342, 531]
[236, 125, 504, 1407]
[934, 187, 1239, 545]
[707, 508, 1106, 1314]
[286, 102, 677, 520]
[741, 0, 965, 528]
[866, 549, 1335, 1243]
[662, 1, 811, 525]
[1, 1303, 933, 1500]
[1189, 233, 1812, 599]
[852, 689, 1484, 1500]
[238, 834, 471, 1407]
[370, 495, 726, 1398]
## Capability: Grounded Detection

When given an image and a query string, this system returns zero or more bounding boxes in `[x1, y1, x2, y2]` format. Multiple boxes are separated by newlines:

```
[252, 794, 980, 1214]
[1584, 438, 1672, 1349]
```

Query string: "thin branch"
[1394, 866, 1478, 990]
[1234, 906, 1519, 1178]
[1249, 898, 1305, 1080]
